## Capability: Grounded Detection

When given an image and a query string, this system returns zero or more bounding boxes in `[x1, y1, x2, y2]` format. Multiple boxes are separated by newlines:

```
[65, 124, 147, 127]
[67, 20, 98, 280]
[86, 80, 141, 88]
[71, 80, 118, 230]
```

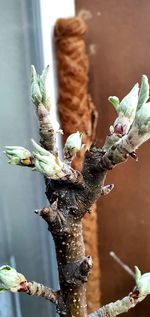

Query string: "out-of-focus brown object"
[54, 17, 100, 313]
[83, 204, 101, 311]
[76, 1, 150, 317]
[54, 17, 98, 170]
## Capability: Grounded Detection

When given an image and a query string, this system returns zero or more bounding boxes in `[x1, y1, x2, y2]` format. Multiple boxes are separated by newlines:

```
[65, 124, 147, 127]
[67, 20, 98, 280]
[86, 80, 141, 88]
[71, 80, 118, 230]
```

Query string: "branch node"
[36, 200, 70, 236]
[129, 151, 138, 161]
[63, 256, 93, 285]
[34, 209, 42, 215]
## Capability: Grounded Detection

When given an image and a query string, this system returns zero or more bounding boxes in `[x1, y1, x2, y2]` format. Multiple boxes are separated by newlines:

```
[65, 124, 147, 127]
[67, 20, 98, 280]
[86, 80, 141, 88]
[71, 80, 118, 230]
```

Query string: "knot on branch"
[129, 288, 140, 303]
[63, 256, 92, 285]
[35, 200, 70, 236]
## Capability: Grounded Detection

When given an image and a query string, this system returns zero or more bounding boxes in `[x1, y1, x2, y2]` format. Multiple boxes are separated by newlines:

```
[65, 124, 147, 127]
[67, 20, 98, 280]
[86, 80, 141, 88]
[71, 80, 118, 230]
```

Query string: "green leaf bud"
[4, 146, 31, 165]
[108, 96, 120, 113]
[0, 265, 26, 293]
[137, 75, 149, 111]
[64, 131, 82, 159]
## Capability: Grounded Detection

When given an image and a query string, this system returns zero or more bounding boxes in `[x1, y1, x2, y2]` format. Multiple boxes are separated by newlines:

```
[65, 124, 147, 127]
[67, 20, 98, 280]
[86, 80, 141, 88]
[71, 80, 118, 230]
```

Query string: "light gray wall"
[0, 1, 58, 316]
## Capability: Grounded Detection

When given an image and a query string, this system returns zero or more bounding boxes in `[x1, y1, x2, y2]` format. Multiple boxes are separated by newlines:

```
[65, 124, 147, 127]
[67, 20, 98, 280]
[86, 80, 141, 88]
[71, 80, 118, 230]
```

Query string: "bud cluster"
[4, 146, 31, 165]
[135, 266, 150, 301]
[109, 83, 139, 135]
[4, 133, 83, 179]
[108, 75, 150, 151]
[31, 65, 50, 109]
[64, 131, 82, 160]
[0, 265, 26, 293]
[31, 139, 65, 179]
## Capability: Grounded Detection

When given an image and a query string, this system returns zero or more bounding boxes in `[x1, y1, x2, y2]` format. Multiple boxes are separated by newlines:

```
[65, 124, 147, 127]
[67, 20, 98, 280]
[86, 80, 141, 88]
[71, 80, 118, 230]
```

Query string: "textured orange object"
[54, 17, 97, 152]
[54, 17, 101, 313]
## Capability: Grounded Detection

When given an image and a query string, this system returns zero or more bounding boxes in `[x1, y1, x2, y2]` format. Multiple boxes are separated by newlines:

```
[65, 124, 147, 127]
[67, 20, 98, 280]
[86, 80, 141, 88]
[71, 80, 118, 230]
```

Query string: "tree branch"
[88, 288, 147, 317]
[0, 265, 59, 307]
[31, 65, 61, 154]
[19, 281, 67, 316]
[20, 281, 59, 305]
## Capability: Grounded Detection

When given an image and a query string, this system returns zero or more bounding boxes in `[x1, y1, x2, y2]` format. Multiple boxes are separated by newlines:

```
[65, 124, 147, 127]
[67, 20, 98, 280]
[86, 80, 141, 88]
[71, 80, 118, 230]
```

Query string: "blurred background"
[0, 0, 60, 316]
[76, 0, 150, 316]
[1, 0, 150, 317]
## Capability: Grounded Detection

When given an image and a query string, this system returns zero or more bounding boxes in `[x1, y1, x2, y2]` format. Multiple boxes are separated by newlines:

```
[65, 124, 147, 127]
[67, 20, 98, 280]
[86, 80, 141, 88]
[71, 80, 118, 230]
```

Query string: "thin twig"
[110, 251, 135, 278]
[19, 281, 59, 305]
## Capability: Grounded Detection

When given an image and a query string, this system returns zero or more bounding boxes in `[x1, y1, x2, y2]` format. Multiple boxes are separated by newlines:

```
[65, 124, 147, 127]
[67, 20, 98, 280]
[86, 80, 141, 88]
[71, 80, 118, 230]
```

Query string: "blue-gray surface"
[0, 0, 59, 316]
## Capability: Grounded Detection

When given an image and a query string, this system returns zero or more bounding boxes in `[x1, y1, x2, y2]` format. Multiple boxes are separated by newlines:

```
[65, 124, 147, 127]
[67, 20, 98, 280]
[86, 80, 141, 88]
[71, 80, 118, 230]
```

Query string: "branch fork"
[35, 201, 70, 236]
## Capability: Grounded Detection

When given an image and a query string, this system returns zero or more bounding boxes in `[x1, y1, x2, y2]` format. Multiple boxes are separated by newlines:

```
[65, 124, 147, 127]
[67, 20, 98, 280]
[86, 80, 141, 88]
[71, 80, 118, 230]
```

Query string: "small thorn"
[129, 151, 138, 161]
[51, 199, 58, 210]
[108, 184, 114, 190]
[34, 209, 41, 215]
[101, 184, 114, 196]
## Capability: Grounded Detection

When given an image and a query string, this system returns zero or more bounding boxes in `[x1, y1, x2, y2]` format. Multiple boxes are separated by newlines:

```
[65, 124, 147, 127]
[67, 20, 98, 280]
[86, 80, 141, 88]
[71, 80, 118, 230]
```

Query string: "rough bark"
[19, 280, 59, 304]
[35, 141, 144, 317]
[54, 16, 100, 313]
[35, 102, 56, 153]
[88, 288, 146, 317]
[28, 142, 107, 317]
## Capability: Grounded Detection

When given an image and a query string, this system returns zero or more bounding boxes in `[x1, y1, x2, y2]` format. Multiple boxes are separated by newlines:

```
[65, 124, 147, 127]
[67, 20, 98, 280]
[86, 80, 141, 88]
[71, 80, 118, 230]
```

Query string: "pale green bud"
[135, 266, 150, 300]
[0, 265, 25, 293]
[113, 83, 139, 135]
[123, 124, 150, 152]
[125, 102, 150, 150]
[64, 131, 82, 159]
[33, 152, 59, 167]
[31, 139, 65, 179]
[4, 146, 31, 165]
[31, 81, 42, 106]
[121, 102, 150, 151]
[31, 64, 38, 83]
[108, 96, 120, 113]
[31, 65, 50, 109]
[31, 139, 50, 156]
[119, 83, 139, 118]
[34, 153, 64, 179]
[134, 102, 150, 134]
[31, 65, 42, 107]
[33, 159, 44, 175]
[137, 75, 149, 111]
[135, 266, 142, 284]
[39, 65, 50, 108]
